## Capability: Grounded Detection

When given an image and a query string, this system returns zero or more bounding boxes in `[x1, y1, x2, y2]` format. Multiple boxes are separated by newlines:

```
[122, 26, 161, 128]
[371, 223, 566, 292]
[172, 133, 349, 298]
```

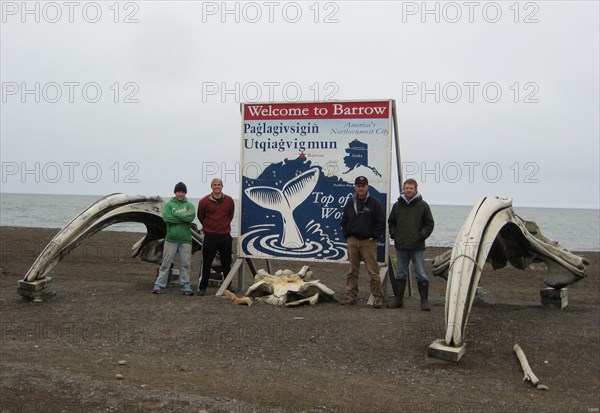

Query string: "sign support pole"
[389, 100, 412, 297]
[367, 100, 405, 304]
[216, 258, 259, 296]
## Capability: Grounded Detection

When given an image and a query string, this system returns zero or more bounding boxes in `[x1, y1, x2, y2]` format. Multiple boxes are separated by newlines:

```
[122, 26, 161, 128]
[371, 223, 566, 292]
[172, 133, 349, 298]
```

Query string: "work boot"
[417, 280, 431, 311]
[387, 278, 407, 308]
[372, 297, 383, 309]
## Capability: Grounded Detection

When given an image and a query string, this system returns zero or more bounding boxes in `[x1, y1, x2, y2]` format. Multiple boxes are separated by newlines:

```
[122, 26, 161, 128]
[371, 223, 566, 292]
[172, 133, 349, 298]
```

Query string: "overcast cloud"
[1, 1, 598, 209]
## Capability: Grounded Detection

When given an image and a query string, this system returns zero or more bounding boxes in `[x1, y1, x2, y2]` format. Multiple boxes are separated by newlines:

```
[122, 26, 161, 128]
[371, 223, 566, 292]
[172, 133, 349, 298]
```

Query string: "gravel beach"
[1, 227, 598, 413]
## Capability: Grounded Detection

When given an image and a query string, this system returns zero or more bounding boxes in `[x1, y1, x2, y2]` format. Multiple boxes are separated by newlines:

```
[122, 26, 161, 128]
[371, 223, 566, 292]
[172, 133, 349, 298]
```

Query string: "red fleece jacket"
[197, 194, 235, 235]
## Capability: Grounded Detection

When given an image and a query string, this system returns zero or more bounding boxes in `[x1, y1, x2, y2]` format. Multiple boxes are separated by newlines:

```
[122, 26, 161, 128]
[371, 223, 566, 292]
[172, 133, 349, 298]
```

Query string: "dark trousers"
[198, 233, 232, 290]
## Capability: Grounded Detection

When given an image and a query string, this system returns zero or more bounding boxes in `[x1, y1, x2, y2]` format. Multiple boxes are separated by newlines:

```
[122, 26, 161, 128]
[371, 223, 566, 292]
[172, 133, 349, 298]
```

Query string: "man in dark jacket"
[340, 176, 386, 308]
[388, 178, 435, 311]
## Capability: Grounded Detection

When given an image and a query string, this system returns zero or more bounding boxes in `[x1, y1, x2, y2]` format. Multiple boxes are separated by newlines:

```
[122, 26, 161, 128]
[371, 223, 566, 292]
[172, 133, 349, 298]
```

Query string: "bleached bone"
[297, 265, 312, 279]
[21, 193, 203, 284]
[432, 196, 587, 348]
[246, 268, 337, 306]
[513, 344, 549, 390]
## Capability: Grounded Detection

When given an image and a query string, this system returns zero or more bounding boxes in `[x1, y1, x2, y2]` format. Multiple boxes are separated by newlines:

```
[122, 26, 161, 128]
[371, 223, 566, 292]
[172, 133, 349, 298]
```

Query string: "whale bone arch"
[432, 196, 588, 348]
[21, 193, 203, 284]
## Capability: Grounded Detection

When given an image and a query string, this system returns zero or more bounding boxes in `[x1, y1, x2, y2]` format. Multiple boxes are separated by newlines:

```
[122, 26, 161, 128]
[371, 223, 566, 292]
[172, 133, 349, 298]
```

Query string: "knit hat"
[174, 182, 187, 194]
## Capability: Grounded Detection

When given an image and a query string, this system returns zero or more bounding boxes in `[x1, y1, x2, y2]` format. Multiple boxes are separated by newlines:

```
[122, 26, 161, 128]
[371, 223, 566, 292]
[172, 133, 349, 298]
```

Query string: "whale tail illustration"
[245, 168, 320, 248]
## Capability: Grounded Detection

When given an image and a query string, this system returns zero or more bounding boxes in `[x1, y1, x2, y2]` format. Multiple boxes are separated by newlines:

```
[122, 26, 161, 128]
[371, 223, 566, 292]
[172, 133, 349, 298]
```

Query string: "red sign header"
[244, 101, 390, 120]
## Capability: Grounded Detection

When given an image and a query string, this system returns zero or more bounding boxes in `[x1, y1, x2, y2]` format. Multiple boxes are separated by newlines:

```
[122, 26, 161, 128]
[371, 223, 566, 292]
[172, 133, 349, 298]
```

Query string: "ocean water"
[0, 193, 598, 251]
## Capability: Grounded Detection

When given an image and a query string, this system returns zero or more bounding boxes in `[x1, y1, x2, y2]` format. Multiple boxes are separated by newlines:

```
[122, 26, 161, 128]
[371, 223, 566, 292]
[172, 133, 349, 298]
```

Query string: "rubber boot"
[417, 280, 431, 311]
[387, 279, 407, 308]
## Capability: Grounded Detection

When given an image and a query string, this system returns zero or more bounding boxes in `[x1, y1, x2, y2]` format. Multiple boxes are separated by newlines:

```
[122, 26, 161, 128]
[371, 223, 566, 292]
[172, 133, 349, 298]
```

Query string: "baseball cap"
[355, 176, 368, 185]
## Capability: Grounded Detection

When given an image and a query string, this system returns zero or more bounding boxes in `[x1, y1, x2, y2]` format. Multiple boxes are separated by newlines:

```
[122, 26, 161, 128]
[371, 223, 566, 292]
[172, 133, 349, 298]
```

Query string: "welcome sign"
[239, 100, 393, 263]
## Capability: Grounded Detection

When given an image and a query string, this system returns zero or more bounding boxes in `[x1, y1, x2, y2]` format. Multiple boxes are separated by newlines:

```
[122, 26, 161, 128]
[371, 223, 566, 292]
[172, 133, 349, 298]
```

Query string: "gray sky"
[1, 1, 599, 209]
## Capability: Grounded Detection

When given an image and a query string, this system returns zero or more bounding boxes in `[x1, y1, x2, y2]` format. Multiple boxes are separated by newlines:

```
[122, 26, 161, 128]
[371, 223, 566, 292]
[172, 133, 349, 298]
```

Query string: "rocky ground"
[0, 227, 598, 413]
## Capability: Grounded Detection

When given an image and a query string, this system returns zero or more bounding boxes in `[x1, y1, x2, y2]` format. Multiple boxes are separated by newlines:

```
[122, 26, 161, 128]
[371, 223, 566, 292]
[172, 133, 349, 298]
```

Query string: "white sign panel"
[239, 100, 393, 263]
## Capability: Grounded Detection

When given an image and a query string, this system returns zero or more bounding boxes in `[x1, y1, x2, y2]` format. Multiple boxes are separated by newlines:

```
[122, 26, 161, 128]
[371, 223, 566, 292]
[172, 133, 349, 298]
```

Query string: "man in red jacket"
[197, 178, 235, 295]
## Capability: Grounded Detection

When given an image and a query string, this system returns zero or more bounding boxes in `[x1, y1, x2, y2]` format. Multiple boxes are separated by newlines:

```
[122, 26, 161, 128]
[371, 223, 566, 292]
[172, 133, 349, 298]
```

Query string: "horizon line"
[1, 191, 598, 211]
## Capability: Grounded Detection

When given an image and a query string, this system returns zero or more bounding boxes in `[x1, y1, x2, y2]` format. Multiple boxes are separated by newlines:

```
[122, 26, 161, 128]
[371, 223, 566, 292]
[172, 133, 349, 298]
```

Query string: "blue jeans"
[395, 249, 428, 282]
[154, 241, 192, 292]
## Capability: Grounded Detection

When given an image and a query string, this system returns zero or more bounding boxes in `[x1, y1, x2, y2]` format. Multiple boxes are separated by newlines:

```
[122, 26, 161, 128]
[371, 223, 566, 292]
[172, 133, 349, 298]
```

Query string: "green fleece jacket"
[163, 196, 195, 244]
[388, 193, 434, 250]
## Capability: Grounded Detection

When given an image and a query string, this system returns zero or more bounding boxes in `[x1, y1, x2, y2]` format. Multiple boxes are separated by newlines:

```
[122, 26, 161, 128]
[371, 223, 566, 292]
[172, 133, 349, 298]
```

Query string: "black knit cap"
[174, 182, 187, 194]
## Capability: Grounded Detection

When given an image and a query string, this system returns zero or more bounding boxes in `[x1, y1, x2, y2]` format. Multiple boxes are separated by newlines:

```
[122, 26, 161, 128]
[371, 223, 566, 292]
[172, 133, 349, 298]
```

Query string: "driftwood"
[224, 290, 253, 306]
[513, 344, 549, 390]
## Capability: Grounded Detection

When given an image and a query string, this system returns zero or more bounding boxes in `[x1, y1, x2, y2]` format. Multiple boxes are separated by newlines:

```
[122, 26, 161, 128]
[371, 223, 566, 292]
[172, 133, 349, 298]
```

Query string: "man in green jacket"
[388, 179, 435, 310]
[152, 182, 196, 295]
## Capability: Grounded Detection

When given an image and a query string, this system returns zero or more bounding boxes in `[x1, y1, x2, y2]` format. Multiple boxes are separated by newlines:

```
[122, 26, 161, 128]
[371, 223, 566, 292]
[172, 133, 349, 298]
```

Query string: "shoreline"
[2, 225, 598, 254]
[3, 191, 600, 210]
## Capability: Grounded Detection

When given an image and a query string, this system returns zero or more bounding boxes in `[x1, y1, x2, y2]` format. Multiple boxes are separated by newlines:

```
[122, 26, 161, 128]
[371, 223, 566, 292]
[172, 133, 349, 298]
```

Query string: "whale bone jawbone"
[431, 196, 588, 350]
